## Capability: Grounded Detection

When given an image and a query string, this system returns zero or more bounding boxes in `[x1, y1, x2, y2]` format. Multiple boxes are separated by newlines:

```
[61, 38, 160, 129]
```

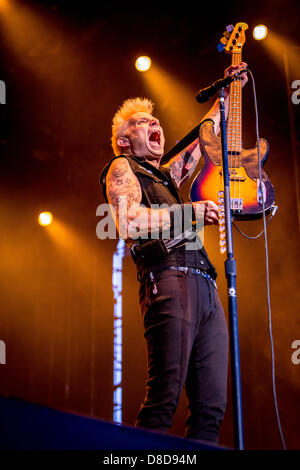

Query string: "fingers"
[193, 200, 218, 225]
[225, 62, 247, 75]
[240, 73, 248, 87]
[202, 200, 219, 225]
[224, 62, 248, 87]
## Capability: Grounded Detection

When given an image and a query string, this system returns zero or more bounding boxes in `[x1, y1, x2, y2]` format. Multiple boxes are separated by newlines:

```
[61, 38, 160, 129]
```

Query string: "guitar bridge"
[230, 198, 243, 211]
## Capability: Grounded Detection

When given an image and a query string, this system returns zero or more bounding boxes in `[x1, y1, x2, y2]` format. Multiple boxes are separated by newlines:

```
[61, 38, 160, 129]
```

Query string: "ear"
[117, 136, 130, 149]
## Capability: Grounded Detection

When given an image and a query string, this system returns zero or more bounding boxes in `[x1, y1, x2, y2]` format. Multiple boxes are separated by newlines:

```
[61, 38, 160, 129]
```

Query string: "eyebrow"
[136, 117, 160, 124]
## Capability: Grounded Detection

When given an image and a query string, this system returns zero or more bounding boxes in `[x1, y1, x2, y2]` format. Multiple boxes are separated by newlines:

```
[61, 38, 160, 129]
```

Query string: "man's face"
[118, 112, 165, 159]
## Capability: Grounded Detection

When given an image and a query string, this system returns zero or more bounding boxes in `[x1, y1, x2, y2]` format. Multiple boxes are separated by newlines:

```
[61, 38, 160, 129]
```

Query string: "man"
[100, 63, 248, 444]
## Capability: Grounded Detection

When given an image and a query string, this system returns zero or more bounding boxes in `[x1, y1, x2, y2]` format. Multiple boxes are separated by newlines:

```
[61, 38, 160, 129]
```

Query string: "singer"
[100, 63, 248, 444]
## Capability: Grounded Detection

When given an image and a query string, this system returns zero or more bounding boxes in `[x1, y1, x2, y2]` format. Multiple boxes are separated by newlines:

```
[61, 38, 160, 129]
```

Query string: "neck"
[125, 153, 162, 168]
[146, 157, 161, 169]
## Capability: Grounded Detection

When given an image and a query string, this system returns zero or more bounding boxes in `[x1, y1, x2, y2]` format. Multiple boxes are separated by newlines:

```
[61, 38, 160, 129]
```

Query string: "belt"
[137, 265, 217, 295]
[168, 266, 217, 289]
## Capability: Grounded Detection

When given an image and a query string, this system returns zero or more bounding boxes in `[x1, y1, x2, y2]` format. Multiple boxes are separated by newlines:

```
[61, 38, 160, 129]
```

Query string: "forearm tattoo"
[168, 99, 223, 187]
[168, 143, 200, 188]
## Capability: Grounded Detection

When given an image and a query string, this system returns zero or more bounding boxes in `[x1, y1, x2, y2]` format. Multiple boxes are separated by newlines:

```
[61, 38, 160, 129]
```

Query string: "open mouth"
[149, 130, 161, 145]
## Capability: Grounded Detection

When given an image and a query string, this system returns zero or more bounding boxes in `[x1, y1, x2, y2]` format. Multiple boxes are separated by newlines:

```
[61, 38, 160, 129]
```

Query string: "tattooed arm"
[106, 157, 171, 239]
[164, 97, 228, 188]
[165, 63, 248, 188]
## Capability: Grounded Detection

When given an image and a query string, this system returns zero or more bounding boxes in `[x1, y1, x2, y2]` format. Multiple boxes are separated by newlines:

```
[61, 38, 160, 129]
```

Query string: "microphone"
[196, 69, 247, 103]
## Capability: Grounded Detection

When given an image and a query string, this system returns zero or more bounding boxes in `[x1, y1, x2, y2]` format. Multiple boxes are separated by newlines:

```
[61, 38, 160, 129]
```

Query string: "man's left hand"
[224, 61, 248, 91]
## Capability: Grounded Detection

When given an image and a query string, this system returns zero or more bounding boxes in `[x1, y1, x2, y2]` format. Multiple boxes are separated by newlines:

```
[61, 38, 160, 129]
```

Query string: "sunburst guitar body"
[190, 119, 275, 220]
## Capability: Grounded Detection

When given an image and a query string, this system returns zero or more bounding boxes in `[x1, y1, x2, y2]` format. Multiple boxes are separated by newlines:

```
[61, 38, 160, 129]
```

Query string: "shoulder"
[107, 157, 131, 180]
[100, 155, 133, 185]
[106, 156, 141, 190]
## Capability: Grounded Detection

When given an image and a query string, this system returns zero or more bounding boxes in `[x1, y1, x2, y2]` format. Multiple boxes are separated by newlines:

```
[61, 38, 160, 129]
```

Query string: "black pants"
[135, 268, 229, 444]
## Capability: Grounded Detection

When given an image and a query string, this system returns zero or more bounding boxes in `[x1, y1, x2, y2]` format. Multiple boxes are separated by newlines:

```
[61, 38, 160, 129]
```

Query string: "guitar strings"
[233, 53, 237, 205]
[238, 52, 241, 207]
[236, 52, 241, 208]
[234, 51, 242, 209]
[239, 53, 242, 207]
[229, 55, 234, 204]
[235, 51, 240, 206]
[232, 52, 238, 206]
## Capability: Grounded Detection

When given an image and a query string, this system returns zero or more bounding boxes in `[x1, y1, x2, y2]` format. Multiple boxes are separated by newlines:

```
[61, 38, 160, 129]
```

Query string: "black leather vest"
[100, 154, 217, 279]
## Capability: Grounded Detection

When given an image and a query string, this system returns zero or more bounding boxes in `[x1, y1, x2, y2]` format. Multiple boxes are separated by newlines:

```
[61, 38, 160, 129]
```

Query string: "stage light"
[135, 56, 152, 72]
[38, 211, 53, 226]
[253, 25, 268, 41]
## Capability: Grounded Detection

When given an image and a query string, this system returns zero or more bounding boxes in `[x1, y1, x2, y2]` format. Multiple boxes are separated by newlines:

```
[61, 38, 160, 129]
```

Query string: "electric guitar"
[182, 23, 275, 253]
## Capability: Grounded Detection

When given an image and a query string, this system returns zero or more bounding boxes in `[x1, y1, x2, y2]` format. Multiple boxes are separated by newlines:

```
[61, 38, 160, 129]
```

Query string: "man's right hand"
[192, 200, 219, 226]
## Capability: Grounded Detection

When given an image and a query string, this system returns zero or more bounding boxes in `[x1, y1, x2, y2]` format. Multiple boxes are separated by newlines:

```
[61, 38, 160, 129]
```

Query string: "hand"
[192, 200, 219, 226]
[224, 62, 248, 96]
[225, 61, 248, 85]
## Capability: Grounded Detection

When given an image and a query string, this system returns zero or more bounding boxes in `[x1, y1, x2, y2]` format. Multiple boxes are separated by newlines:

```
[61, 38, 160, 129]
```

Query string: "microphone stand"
[219, 87, 244, 450]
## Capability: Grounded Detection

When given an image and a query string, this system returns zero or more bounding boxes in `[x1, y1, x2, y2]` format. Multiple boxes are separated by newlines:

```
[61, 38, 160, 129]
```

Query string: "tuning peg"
[217, 42, 225, 52]
[223, 30, 231, 39]
[226, 24, 234, 32]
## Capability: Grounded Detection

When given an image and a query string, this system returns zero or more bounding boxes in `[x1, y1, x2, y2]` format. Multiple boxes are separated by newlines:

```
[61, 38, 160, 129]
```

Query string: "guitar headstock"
[218, 22, 248, 54]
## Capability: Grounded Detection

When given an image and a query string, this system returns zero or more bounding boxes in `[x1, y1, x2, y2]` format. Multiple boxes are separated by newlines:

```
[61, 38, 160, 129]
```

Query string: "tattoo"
[110, 161, 129, 178]
[182, 154, 198, 181]
[108, 188, 139, 208]
[106, 158, 171, 239]
[168, 142, 201, 188]
[107, 163, 142, 209]
[169, 157, 184, 186]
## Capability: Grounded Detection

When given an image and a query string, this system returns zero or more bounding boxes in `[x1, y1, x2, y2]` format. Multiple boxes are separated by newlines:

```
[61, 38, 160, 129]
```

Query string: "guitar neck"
[227, 51, 243, 155]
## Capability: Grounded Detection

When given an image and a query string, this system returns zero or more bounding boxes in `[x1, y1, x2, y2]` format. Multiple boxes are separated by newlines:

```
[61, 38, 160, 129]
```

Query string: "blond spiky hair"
[111, 97, 154, 156]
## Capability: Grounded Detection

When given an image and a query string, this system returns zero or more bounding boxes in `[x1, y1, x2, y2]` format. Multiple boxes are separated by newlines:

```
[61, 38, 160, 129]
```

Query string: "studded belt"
[168, 266, 217, 289]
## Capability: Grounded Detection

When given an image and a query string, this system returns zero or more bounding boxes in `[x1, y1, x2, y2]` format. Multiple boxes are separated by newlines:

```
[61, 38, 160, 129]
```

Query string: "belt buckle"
[169, 266, 188, 273]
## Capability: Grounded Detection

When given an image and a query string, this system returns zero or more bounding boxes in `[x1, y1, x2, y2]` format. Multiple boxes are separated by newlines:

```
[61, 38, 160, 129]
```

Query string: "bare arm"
[165, 62, 248, 188]
[106, 158, 171, 239]
[164, 96, 229, 188]
[106, 158, 219, 241]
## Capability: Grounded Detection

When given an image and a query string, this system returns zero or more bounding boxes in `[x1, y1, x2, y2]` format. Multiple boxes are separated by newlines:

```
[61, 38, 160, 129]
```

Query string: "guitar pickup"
[229, 175, 246, 182]
[219, 170, 246, 182]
